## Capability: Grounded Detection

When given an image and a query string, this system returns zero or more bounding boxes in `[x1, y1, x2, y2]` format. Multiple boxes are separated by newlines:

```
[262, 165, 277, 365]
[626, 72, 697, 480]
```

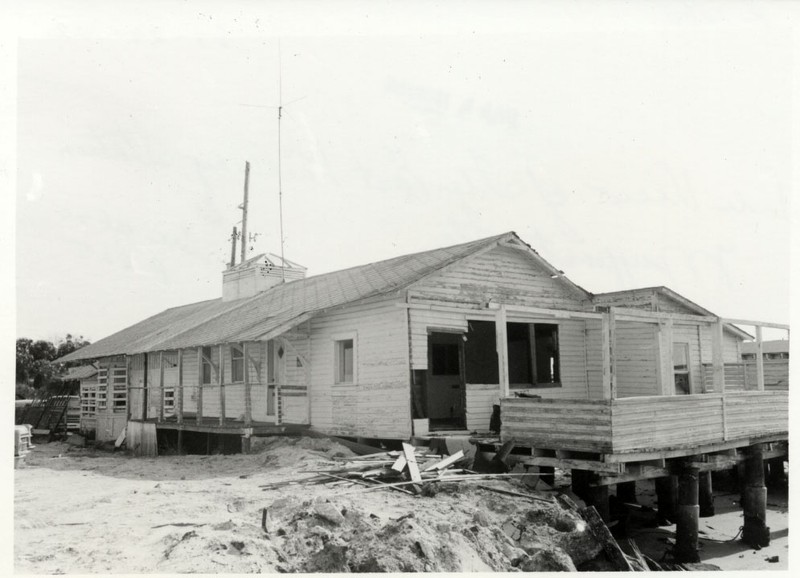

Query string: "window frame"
[506, 320, 561, 389]
[333, 332, 357, 385]
[230, 343, 245, 383]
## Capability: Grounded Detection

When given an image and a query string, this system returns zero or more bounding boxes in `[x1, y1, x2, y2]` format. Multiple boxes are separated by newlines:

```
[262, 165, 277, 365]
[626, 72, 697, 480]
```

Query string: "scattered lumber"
[258, 445, 506, 495]
[580, 505, 635, 571]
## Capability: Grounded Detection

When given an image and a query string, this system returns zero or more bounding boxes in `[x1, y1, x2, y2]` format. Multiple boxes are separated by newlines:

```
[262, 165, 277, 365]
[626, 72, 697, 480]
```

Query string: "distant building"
[742, 340, 790, 361]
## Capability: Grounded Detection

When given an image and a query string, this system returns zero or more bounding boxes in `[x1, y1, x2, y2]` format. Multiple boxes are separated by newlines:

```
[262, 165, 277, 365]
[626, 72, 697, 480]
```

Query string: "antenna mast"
[240, 161, 250, 264]
[278, 44, 286, 282]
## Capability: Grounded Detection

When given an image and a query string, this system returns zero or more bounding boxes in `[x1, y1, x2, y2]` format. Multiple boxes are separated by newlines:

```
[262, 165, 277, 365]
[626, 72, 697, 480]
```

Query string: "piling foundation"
[674, 465, 700, 563]
[742, 444, 770, 548]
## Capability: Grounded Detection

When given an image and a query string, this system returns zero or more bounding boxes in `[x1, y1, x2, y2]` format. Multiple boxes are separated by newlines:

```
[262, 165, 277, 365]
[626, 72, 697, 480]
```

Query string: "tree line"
[16, 334, 91, 398]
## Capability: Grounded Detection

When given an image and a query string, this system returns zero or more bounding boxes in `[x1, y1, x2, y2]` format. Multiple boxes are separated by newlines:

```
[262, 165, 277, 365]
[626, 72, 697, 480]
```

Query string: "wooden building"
[59, 232, 787, 444]
[58, 231, 788, 556]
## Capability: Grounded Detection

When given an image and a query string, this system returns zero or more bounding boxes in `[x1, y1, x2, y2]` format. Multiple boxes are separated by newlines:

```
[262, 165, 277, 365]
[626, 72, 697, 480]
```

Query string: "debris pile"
[260, 443, 473, 494]
[259, 484, 606, 572]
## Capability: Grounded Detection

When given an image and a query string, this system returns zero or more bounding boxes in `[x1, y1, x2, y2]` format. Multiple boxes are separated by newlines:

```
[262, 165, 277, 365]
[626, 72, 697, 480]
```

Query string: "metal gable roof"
[58, 232, 515, 362]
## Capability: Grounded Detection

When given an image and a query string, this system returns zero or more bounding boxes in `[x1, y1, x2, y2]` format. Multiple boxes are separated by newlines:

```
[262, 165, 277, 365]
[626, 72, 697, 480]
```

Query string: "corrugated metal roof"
[61, 365, 98, 380]
[59, 232, 517, 362]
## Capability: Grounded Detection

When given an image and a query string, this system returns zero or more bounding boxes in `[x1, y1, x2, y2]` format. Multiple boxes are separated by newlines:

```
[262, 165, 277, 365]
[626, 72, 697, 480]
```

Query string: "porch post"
[657, 319, 674, 395]
[125, 355, 131, 422]
[219, 344, 226, 425]
[244, 342, 252, 426]
[755, 325, 765, 391]
[196, 346, 203, 425]
[712, 319, 725, 392]
[176, 349, 183, 425]
[496, 305, 510, 398]
[158, 352, 165, 422]
[601, 312, 612, 399]
[609, 308, 617, 399]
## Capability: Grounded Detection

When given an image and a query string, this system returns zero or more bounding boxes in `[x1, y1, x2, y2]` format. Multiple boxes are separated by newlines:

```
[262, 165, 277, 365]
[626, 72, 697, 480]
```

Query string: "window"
[231, 344, 245, 383]
[111, 367, 127, 413]
[431, 342, 460, 375]
[673, 342, 691, 394]
[97, 368, 108, 410]
[81, 384, 97, 417]
[201, 346, 214, 385]
[462, 320, 560, 387]
[532, 324, 560, 385]
[464, 321, 499, 384]
[335, 339, 354, 384]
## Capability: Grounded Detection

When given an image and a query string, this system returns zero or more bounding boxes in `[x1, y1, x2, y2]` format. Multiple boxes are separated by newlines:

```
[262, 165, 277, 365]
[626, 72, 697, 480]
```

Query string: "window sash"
[231, 345, 245, 383]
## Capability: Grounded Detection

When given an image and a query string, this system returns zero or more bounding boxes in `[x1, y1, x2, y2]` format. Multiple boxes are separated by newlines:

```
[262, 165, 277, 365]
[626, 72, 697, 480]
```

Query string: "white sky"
[5, 1, 796, 346]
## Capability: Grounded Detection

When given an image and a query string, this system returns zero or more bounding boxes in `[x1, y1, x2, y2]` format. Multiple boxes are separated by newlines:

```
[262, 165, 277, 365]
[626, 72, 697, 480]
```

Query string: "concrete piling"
[742, 444, 770, 548]
[674, 466, 700, 563]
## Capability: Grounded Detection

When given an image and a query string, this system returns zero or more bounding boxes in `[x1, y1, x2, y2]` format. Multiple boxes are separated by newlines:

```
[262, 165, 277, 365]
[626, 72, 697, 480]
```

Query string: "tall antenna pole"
[229, 226, 238, 268]
[278, 43, 286, 282]
[240, 161, 250, 264]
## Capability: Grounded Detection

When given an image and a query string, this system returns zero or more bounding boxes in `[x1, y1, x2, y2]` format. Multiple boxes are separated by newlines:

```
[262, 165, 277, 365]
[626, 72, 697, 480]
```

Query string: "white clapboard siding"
[308, 298, 411, 439]
[465, 384, 500, 431]
[408, 245, 591, 311]
[614, 321, 658, 397]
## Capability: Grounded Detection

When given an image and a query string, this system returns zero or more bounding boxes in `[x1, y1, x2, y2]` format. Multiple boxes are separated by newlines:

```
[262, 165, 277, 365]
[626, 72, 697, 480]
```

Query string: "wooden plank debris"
[402, 442, 422, 483]
[580, 505, 634, 571]
[422, 450, 464, 472]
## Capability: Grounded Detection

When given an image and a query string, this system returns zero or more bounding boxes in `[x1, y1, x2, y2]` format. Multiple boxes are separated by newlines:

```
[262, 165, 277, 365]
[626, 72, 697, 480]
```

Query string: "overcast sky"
[6, 1, 795, 345]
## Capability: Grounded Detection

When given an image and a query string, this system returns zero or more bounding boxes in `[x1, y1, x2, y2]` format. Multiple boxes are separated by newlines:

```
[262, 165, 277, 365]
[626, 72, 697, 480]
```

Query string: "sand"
[14, 437, 788, 573]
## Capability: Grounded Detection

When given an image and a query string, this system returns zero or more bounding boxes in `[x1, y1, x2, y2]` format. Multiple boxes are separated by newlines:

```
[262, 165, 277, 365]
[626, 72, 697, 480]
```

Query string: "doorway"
[426, 332, 466, 430]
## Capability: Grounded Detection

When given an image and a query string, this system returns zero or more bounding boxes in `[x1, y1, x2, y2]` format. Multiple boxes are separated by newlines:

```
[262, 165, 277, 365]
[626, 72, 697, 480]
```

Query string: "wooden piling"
[177, 429, 183, 455]
[538, 465, 555, 488]
[655, 475, 678, 525]
[587, 476, 610, 522]
[674, 465, 700, 563]
[571, 469, 590, 502]
[699, 471, 714, 517]
[241, 435, 251, 454]
[617, 481, 637, 505]
[742, 444, 770, 548]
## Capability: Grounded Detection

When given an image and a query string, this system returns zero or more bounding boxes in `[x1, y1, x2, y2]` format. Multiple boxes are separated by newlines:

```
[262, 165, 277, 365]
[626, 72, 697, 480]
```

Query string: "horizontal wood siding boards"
[500, 398, 613, 452]
[409, 308, 469, 370]
[584, 319, 605, 399]
[608, 391, 788, 453]
[724, 391, 788, 438]
[614, 321, 658, 397]
[408, 245, 591, 312]
[309, 298, 411, 439]
[465, 383, 499, 431]
[611, 396, 724, 452]
[745, 360, 789, 389]
[722, 332, 741, 363]
[594, 290, 655, 311]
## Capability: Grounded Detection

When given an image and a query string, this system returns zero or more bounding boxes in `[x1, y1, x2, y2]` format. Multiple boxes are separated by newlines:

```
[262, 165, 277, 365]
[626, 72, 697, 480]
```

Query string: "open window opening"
[334, 338, 354, 384]
[231, 344, 244, 383]
[673, 342, 691, 394]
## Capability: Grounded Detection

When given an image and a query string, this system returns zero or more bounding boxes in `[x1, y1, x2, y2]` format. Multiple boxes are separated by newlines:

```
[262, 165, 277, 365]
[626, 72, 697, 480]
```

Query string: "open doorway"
[426, 332, 465, 430]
